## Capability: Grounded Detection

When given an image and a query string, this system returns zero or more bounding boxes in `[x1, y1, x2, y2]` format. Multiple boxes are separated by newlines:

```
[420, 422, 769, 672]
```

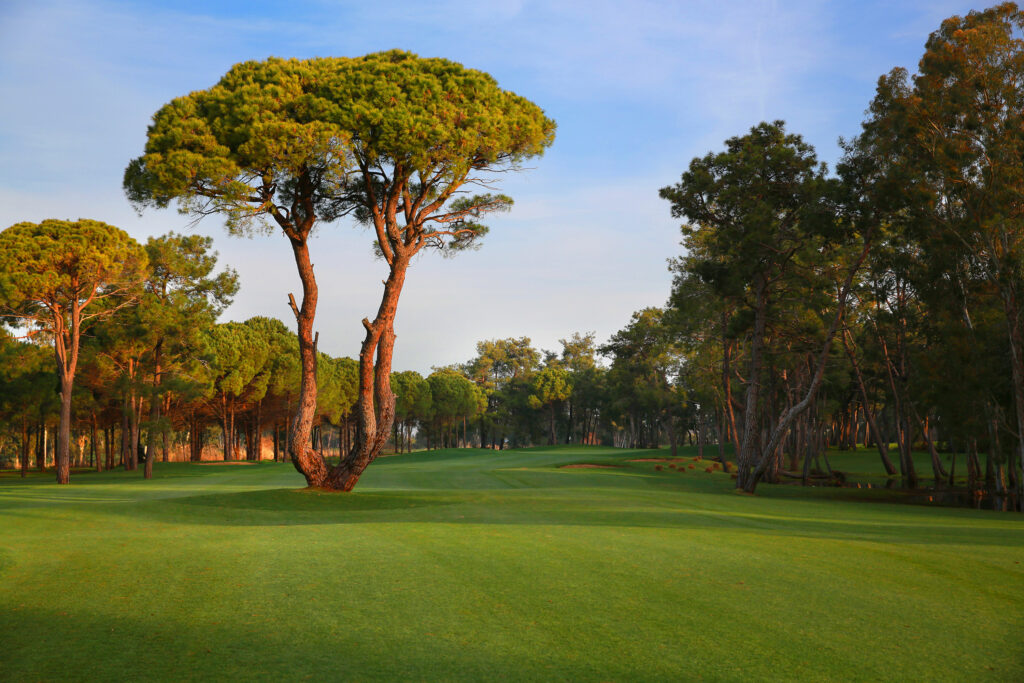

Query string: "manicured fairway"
[1, 446, 1022, 681]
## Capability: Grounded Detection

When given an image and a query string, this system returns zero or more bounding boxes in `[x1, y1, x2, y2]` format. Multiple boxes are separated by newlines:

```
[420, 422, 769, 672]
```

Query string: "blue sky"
[0, 0, 981, 372]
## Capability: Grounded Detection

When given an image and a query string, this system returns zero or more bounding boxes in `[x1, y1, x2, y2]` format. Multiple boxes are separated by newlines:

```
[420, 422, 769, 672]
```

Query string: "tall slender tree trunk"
[104, 425, 113, 470]
[286, 233, 327, 483]
[162, 418, 170, 463]
[35, 423, 44, 470]
[130, 393, 141, 470]
[56, 373, 73, 485]
[92, 412, 100, 473]
[1001, 289, 1024, 504]
[721, 320, 741, 456]
[20, 419, 29, 478]
[737, 283, 768, 491]
[121, 398, 131, 470]
[283, 396, 292, 462]
[144, 346, 162, 479]
[254, 399, 262, 461]
[842, 328, 897, 475]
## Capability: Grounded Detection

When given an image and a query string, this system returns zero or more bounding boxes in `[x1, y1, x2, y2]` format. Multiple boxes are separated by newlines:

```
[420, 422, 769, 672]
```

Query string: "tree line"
[631, 3, 1024, 506]
[3, 6, 1024, 511]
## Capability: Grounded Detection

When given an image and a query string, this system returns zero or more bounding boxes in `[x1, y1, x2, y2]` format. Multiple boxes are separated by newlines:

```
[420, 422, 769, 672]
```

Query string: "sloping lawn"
[1, 446, 1021, 681]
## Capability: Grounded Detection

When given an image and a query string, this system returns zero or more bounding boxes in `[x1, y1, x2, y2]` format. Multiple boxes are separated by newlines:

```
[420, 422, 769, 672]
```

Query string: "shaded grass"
[1, 445, 1023, 681]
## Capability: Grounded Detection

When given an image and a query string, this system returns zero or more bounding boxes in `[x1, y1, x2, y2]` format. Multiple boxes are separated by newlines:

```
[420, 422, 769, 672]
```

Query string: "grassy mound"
[1, 446, 1021, 681]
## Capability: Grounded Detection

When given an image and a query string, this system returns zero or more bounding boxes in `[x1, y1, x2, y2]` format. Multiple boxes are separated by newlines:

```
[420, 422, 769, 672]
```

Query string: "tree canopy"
[126, 50, 554, 490]
[0, 219, 147, 483]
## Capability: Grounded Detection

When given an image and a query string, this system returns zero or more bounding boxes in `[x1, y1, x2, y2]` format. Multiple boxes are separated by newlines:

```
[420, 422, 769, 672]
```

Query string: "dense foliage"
[125, 50, 555, 490]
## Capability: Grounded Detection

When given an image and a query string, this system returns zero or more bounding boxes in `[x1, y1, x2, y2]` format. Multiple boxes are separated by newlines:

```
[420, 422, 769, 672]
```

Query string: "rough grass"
[1, 445, 1022, 681]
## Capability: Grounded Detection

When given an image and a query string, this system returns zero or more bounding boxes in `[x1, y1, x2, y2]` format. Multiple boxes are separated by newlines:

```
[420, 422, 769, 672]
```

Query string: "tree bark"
[20, 419, 29, 478]
[737, 279, 768, 490]
[326, 255, 409, 490]
[1001, 288, 1024, 504]
[286, 235, 328, 483]
[842, 328, 897, 475]
[745, 233, 874, 492]
[144, 344, 162, 479]
[56, 373, 73, 485]
[92, 412, 100, 473]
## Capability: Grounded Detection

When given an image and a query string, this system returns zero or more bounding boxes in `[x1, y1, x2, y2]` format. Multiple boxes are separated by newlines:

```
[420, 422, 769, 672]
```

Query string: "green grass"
[1, 446, 1022, 681]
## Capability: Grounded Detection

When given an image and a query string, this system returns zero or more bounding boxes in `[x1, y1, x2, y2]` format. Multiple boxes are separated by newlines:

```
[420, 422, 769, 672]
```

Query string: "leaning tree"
[0, 219, 147, 484]
[125, 50, 555, 490]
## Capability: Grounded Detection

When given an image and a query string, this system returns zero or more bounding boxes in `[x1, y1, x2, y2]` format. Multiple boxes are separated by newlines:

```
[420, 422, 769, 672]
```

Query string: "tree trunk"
[56, 372, 73, 485]
[105, 425, 113, 470]
[842, 329, 897, 475]
[120, 395, 130, 469]
[737, 281, 768, 490]
[285, 233, 327, 483]
[325, 255, 409, 490]
[144, 351, 161, 479]
[284, 397, 292, 462]
[1001, 289, 1024, 505]
[162, 420, 170, 463]
[547, 404, 556, 446]
[130, 393, 141, 470]
[36, 423, 45, 470]
[20, 418, 29, 478]
[667, 414, 678, 458]
[721, 321, 741, 456]
[745, 232, 874, 492]
[92, 412, 100, 473]
[915, 413, 948, 482]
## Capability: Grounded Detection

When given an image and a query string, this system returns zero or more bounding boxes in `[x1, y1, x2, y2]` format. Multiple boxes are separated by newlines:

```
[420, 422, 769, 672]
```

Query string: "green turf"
[1, 446, 1022, 681]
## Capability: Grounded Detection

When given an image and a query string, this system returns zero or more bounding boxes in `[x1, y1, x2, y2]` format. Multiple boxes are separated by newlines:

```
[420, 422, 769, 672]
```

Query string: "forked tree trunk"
[842, 328, 897, 475]
[745, 233, 873, 492]
[737, 281, 768, 490]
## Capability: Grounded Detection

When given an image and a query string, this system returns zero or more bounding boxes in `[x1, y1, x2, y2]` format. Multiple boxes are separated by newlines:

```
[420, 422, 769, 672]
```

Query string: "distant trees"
[601, 309, 683, 451]
[0, 219, 148, 484]
[139, 233, 238, 477]
[0, 333, 53, 476]
[466, 337, 541, 448]
[392, 370, 430, 453]
[529, 366, 571, 445]
[425, 369, 485, 448]
[126, 51, 555, 491]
